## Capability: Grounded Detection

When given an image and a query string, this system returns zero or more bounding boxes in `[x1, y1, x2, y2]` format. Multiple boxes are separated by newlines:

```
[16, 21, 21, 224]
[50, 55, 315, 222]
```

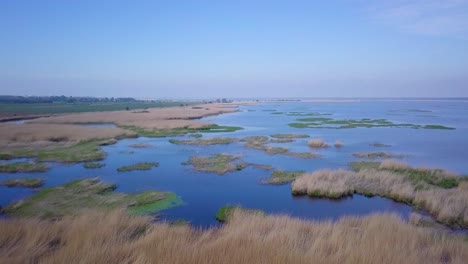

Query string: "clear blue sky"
[1, 0, 467, 98]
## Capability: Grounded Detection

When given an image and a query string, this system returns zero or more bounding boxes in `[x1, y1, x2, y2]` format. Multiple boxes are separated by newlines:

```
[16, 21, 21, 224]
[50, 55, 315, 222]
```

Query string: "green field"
[0, 101, 197, 114]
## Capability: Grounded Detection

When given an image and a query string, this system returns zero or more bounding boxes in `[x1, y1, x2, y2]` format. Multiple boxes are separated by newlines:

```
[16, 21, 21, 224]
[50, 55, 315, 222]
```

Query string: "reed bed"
[1, 209, 467, 264]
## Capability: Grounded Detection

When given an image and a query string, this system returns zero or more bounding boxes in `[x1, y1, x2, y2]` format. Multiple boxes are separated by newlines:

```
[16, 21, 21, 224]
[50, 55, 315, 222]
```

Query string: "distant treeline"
[0, 95, 138, 104]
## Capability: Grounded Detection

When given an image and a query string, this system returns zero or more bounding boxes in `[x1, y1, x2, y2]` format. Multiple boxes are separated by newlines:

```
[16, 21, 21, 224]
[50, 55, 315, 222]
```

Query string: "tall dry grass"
[0, 123, 136, 147]
[1, 209, 467, 264]
[292, 169, 468, 227]
[29, 103, 237, 129]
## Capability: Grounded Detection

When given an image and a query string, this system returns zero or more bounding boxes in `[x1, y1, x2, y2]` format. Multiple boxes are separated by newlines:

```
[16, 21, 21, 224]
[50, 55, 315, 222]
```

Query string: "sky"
[1, 0, 468, 98]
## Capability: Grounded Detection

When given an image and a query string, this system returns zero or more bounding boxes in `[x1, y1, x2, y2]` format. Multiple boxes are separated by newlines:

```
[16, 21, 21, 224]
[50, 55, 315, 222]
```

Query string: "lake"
[2, 99, 467, 227]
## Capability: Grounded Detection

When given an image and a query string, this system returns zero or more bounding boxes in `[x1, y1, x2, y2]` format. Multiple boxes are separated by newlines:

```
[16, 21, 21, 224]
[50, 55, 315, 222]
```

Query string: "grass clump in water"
[0, 139, 111, 163]
[241, 136, 318, 159]
[117, 162, 159, 172]
[5, 178, 182, 218]
[0, 178, 45, 188]
[121, 125, 243, 138]
[83, 162, 105, 169]
[183, 154, 242, 175]
[308, 139, 329, 148]
[352, 152, 404, 159]
[288, 117, 455, 130]
[0, 162, 49, 173]
[334, 140, 344, 148]
[263, 170, 306, 185]
[370, 142, 391, 147]
[169, 137, 237, 145]
[183, 154, 271, 175]
[129, 143, 153, 148]
[270, 134, 309, 139]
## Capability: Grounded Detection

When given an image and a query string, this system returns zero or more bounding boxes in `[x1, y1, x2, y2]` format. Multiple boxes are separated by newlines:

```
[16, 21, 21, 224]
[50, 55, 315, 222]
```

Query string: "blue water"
[2, 100, 467, 226]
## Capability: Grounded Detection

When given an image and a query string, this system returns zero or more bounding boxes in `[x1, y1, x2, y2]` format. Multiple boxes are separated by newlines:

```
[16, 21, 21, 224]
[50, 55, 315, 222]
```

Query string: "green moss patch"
[183, 154, 272, 175]
[183, 154, 242, 175]
[352, 152, 404, 159]
[288, 117, 455, 130]
[270, 134, 309, 139]
[263, 170, 305, 185]
[241, 136, 318, 159]
[83, 162, 105, 169]
[0, 140, 112, 163]
[169, 137, 237, 145]
[5, 178, 182, 218]
[121, 124, 243, 138]
[0, 162, 49, 173]
[0, 178, 44, 188]
[129, 143, 153, 148]
[370, 143, 391, 147]
[117, 162, 159, 172]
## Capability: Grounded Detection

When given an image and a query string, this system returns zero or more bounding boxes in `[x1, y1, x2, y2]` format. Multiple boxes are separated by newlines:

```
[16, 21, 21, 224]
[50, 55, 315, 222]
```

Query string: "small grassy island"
[5, 178, 182, 218]
[0, 178, 45, 188]
[289, 117, 455, 130]
[263, 170, 306, 185]
[83, 162, 105, 169]
[0, 162, 49, 173]
[183, 154, 272, 175]
[117, 162, 159, 172]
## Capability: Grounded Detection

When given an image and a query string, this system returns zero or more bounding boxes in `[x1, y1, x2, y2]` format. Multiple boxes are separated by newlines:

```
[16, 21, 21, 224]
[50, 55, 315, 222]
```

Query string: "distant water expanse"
[1, 99, 467, 226]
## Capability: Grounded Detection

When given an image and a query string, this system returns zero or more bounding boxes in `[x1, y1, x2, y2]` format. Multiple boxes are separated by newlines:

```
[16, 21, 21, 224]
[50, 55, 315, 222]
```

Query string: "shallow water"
[1, 100, 467, 227]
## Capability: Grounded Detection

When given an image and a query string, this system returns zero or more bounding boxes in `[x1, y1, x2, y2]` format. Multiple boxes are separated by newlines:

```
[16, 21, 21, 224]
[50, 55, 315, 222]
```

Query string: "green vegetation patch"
[352, 152, 404, 159]
[241, 136, 318, 159]
[270, 134, 309, 139]
[121, 125, 243, 138]
[83, 162, 105, 169]
[0, 178, 44, 188]
[183, 154, 242, 175]
[370, 143, 391, 147]
[128, 143, 153, 148]
[5, 178, 182, 218]
[263, 170, 306, 185]
[0, 101, 195, 114]
[288, 117, 455, 130]
[169, 137, 237, 145]
[0, 162, 49, 173]
[117, 162, 159, 172]
[216, 205, 265, 223]
[0, 140, 111, 163]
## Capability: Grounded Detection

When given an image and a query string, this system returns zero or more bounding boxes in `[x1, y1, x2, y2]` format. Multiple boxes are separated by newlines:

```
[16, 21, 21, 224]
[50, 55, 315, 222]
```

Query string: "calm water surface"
[1, 100, 467, 227]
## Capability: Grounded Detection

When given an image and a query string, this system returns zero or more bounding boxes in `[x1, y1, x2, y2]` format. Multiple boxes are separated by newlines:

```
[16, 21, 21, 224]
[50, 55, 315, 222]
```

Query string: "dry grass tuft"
[1, 209, 467, 264]
[29, 103, 236, 129]
[0, 123, 135, 147]
[308, 138, 329, 148]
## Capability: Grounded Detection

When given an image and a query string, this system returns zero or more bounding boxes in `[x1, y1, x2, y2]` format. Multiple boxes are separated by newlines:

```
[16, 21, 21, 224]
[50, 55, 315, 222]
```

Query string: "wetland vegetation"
[289, 117, 455, 130]
[263, 170, 306, 185]
[1, 209, 467, 264]
[292, 161, 468, 227]
[117, 162, 159, 172]
[0, 162, 49, 173]
[0, 178, 44, 188]
[4, 178, 182, 218]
